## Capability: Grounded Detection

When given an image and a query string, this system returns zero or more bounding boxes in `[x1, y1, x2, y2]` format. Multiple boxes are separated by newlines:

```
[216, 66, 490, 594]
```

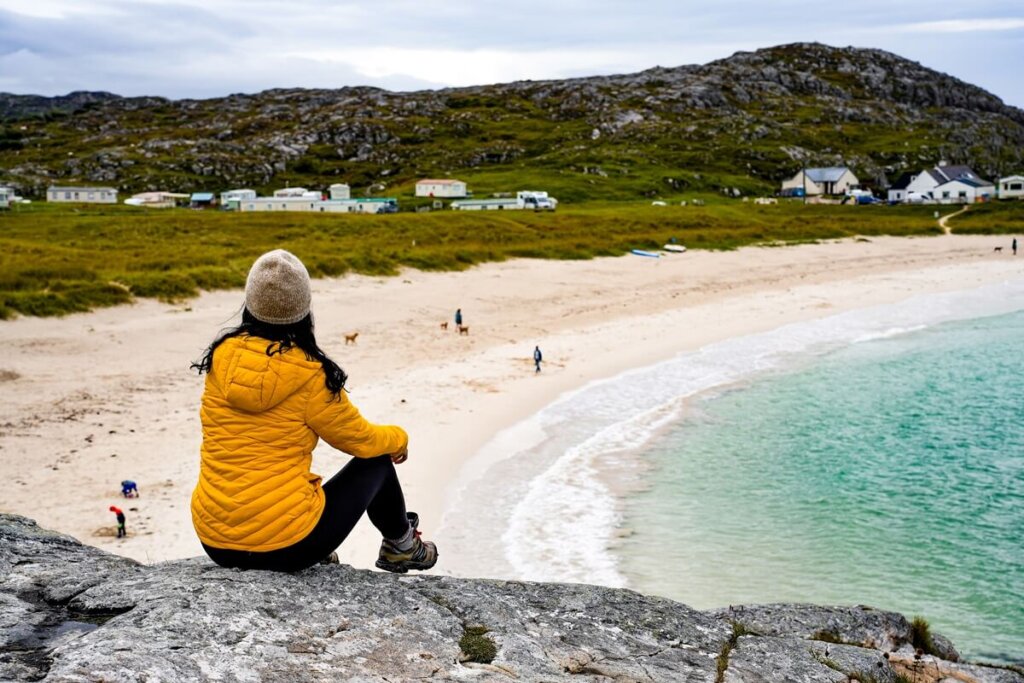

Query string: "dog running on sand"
[457, 325, 470, 336]
[994, 246, 1003, 253]
[440, 321, 448, 331]
[344, 332, 359, 345]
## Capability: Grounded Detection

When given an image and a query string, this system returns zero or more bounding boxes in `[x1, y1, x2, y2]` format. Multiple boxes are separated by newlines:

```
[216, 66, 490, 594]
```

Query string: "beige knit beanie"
[244, 249, 312, 325]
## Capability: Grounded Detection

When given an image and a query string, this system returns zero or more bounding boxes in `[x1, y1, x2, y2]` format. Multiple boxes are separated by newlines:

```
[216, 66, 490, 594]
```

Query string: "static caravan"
[415, 179, 468, 198]
[124, 192, 188, 208]
[220, 189, 257, 209]
[238, 197, 397, 214]
[47, 186, 118, 204]
[0, 186, 11, 209]
[273, 187, 320, 199]
[328, 184, 351, 200]
[451, 198, 521, 211]
[998, 175, 1024, 200]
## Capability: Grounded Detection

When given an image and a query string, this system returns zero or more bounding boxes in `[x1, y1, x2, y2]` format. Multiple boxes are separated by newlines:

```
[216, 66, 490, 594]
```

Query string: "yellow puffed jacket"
[191, 335, 408, 551]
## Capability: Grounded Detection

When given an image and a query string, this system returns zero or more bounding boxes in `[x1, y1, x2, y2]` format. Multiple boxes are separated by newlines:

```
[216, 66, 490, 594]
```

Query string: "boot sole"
[374, 557, 437, 574]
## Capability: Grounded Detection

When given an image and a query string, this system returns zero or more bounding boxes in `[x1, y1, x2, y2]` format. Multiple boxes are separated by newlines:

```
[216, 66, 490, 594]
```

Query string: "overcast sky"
[0, 0, 1022, 106]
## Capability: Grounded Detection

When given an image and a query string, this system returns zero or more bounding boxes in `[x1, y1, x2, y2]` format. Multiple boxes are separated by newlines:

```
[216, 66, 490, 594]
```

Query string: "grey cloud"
[0, 0, 1020, 104]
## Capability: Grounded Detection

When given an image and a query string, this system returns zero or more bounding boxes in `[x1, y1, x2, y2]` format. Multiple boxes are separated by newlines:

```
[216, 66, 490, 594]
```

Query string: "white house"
[890, 163, 994, 203]
[47, 186, 118, 204]
[220, 189, 257, 208]
[998, 175, 1024, 200]
[415, 179, 467, 198]
[124, 191, 188, 208]
[781, 167, 859, 196]
[328, 184, 350, 200]
[932, 178, 996, 204]
[886, 173, 915, 203]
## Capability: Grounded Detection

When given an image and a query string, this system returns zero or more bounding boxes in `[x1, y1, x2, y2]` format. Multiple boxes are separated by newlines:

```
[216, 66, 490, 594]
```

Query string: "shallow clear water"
[618, 309, 1024, 663]
[440, 280, 1024, 663]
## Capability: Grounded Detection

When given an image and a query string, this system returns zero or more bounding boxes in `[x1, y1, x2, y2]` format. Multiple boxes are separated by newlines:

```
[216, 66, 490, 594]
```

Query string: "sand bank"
[0, 235, 1020, 574]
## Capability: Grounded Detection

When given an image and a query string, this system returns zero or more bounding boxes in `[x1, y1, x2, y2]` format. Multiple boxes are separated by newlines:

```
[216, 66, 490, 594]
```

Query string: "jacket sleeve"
[305, 380, 408, 458]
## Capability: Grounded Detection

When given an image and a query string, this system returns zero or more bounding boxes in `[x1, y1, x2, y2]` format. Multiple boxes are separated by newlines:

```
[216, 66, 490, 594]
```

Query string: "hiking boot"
[374, 511, 437, 574]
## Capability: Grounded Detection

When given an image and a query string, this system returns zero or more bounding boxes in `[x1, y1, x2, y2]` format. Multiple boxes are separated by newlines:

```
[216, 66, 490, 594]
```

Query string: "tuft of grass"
[716, 622, 754, 683]
[459, 625, 497, 664]
[910, 616, 939, 657]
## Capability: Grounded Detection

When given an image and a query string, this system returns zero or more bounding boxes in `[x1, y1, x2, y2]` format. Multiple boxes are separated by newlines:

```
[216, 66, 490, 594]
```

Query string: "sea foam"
[440, 278, 1024, 586]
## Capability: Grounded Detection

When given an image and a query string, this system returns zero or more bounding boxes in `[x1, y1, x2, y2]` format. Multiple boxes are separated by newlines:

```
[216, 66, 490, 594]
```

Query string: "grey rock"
[710, 603, 913, 652]
[2, 515, 1021, 683]
[723, 635, 897, 682]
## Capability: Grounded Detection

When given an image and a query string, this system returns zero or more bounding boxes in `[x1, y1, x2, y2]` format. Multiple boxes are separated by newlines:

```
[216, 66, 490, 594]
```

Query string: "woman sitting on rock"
[190, 249, 437, 573]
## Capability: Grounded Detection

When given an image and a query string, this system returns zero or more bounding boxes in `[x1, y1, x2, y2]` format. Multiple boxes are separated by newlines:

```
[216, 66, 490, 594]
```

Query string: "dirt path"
[938, 205, 969, 234]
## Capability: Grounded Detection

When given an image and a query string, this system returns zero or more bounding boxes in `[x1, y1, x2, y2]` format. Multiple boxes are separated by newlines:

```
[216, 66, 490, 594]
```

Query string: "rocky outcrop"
[1, 43, 1022, 198]
[1, 514, 1020, 682]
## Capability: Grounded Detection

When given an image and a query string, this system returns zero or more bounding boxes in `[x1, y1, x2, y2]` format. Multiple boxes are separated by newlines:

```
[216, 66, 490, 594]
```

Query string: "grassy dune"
[0, 199, 1008, 318]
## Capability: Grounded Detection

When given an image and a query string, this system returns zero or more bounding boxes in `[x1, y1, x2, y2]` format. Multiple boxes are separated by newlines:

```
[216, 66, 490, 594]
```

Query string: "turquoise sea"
[440, 280, 1024, 664]
[618, 308, 1024, 663]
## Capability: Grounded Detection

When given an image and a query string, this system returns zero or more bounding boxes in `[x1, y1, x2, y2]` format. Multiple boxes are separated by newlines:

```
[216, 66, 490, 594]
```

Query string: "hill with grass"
[2, 43, 1023, 203]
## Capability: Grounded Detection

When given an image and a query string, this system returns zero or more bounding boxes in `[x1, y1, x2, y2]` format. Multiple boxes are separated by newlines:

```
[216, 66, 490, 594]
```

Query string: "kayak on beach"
[663, 244, 687, 253]
[631, 249, 661, 258]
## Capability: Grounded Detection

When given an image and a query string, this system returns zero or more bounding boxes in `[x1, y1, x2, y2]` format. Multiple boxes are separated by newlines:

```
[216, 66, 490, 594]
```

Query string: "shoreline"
[0, 234, 1021, 574]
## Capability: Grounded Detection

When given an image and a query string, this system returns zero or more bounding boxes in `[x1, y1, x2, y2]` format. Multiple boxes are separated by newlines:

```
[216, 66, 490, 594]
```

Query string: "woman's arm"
[305, 381, 408, 459]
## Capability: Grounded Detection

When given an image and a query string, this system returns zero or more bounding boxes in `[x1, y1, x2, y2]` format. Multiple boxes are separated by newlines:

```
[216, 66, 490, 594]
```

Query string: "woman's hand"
[390, 445, 409, 465]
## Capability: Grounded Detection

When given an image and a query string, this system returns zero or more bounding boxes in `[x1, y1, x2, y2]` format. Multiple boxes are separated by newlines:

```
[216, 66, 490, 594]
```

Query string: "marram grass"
[0, 200, 1008, 318]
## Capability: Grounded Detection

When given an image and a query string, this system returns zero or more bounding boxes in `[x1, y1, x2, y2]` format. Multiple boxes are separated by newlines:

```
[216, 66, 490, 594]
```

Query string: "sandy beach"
[0, 234, 1020, 576]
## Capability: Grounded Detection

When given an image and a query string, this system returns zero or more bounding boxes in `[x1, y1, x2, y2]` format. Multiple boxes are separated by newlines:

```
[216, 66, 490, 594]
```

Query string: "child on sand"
[120, 480, 139, 498]
[190, 249, 437, 573]
[109, 506, 126, 538]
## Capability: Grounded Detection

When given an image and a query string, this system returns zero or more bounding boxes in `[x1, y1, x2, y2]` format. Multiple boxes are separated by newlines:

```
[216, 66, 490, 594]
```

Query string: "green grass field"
[0, 200, 1015, 318]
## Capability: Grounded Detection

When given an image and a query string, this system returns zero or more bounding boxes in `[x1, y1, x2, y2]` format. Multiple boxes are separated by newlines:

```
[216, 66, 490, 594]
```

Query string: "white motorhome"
[517, 191, 558, 210]
[452, 191, 559, 211]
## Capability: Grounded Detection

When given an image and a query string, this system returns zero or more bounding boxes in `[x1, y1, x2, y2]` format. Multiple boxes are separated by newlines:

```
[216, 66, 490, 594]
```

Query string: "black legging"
[203, 455, 409, 572]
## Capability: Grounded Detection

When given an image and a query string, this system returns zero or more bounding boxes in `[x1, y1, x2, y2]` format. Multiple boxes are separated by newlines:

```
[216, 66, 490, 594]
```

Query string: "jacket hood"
[213, 336, 318, 413]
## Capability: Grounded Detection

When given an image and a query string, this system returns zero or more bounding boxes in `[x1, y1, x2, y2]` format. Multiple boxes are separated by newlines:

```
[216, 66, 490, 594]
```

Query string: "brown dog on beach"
[440, 321, 448, 331]
[457, 325, 469, 336]
[344, 332, 359, 345]
[994, 246, 1003, 253]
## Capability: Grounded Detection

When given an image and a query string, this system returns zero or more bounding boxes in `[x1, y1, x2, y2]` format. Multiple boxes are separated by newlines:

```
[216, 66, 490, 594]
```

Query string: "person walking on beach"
[454, 308, 462, 328]
[190, 249, 437, 574]
[1014, 238, 1018, 256]
[533, 346, 543, 373]
[109, 506, 126, 538]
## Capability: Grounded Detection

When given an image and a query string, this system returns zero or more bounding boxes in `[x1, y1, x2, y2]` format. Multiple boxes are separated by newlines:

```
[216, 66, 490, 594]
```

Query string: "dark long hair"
[191, 309, 347, 399]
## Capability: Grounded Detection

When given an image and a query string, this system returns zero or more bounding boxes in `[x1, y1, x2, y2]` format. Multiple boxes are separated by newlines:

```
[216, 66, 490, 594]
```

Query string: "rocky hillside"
[3, 514, 1021, 682]
[1, 43, 1023, 202]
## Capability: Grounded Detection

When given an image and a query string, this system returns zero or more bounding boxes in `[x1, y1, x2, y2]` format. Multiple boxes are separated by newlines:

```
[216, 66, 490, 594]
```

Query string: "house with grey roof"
[780, 167, 859, 196]
[893, 162, 994, 204]
[933, 177, 996, 204]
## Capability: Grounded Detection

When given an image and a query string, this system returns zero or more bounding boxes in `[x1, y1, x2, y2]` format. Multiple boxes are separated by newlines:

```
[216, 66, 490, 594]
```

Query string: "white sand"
[0, 235, 1020, 575]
